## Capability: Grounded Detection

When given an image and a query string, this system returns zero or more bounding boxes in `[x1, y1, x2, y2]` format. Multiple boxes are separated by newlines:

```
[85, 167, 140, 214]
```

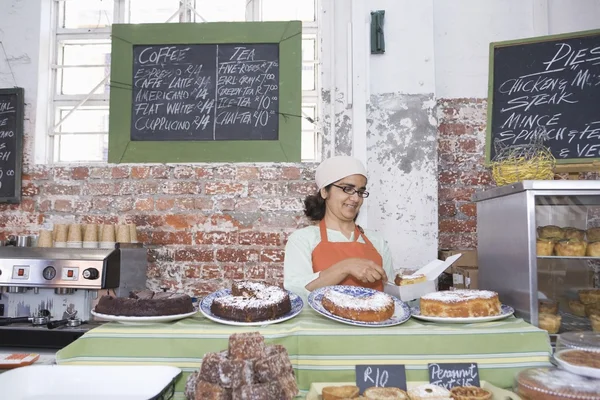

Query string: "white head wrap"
[315, 156, 368, 190]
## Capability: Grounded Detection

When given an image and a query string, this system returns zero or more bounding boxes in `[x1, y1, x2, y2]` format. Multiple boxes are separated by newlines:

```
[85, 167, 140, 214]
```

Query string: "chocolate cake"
[94, 289, 194, 317]
[211, 281, 291, 322]
[185, 332, 298, 400]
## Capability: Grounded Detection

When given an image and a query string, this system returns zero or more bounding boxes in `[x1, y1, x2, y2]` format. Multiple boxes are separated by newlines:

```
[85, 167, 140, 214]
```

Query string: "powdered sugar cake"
[321, 288, 395, 322]
[516, 367, 600, 400]
[419, 290, 501, 318]
[210, 281, 292, 322]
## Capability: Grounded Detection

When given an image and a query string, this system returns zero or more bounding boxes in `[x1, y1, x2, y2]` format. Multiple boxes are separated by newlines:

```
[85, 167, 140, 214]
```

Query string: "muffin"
[538, 313, 561, 334]
[449, 386, 492, 400]
[554, 238, 587, 257]
[539, 299, 558, 315]
[587, 241, 600, 257]
[407, 384, 452, 400]
[536, 238, 555, 256]
[587, 227, 600, 242]
[537, 225, 564, 239]
[563, 227, 585, 241]
[568, 300, 587, 317]
[322, 385, 360, 400]
[591, 314, 600, 332]
[579, 289, 600, 305]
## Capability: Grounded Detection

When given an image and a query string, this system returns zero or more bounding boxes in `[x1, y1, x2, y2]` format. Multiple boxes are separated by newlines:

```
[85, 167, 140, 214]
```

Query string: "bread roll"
[537, 225, 564, 239]
[587, 227, 600, 242]
[322, 385, 360, 400]
[586, 241, 600, 257]
[554, 239, 587, 257]
[536, 238, 555, 256]
[538, 313, 561, 334]
[563, 227, 585, 241]
[569, 300, 587, 317]
[539, 299, 558, 315]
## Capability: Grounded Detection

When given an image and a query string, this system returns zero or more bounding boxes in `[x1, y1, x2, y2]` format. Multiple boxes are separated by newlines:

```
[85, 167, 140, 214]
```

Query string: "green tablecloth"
[56, 309, 551, 397]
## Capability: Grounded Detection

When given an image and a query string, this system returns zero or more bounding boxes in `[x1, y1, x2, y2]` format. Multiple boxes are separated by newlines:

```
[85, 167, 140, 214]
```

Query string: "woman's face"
[321, 174, 368, 222]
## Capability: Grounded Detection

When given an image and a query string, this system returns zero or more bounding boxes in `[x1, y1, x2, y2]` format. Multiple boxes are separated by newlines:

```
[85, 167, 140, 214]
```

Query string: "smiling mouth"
[344, 204, 358, 209]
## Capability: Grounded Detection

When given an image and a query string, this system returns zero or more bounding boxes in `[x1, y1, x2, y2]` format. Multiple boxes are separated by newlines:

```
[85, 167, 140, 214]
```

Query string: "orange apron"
[311, 219, 384, 291]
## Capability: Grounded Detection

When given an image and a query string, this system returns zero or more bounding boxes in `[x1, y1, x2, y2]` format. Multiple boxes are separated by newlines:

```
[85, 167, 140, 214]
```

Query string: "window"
[48, 0, 320, 163]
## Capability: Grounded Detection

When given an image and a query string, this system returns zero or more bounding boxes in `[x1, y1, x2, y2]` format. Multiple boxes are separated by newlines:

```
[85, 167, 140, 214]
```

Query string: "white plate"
[199, 289, 304, 326]
[0, 365, 181, 400]
[554, 349, 600, 379]
[91, 309, 197, 324]
[410, 304, 514, 323]
[308, 285, 411, 327]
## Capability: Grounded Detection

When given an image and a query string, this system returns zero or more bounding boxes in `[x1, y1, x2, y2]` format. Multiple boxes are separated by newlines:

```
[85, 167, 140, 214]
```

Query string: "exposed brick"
[459, 203, 477, 218]
[457, 138, 479, 153]
[53, 199, 72, 212]
[260, 249, 285, 262]
[173, 166, 196, 179]
[236, 166, 260, 180]
[439, 232, 477, 249]
[214, 198, 235, 211]
[23, 167, 50, 180]
[245, 264, 266, 279]
[155, 198, 175, 211]
[84, 182, 120, 196]
[208, 214, 243, 229]
[213, 165, 236, 179]
[19, 198, 35, 213]
[131, 166, 151, 179]
[235, 198, 260, 212]
[145, 231, 193, 245]
[238, 231, 281, 246]
[165, 214, 203, 229]
[92, 197, 111, 211]
[461, 170, 493, 186]
[120, 181, 159, 195]
[205, 182, 244, 195]
[111, 166, 129, 179]
[439, 203, 457, 217]
[43, 183, 81, 196]
[439, 187, 476, 202]
[184, 265, 201, 279]
[194, 197, 213, 210]
[73, 199, 92, 213]
[201, 265, 223, 280]
[438, 171, 459, 185]
[248, 182, 284, 197]
[265, 264, 284, 280]
[162, 181, 202, 195]
[438, 138, 454, 155]
[126, 215, 166, 228]
[150, 165, 170, 179]
[134, 197, 154, 211]
[196, 231, 237, 245]
[223, 264, 244, 280]
[71, 167, 90, 180]
[439, 219, 477, 233]
[187, 281, 222, 297]
[194, 166, 213, 179]
[89, 167, 112, 179]
[287, 181, 316, 196]
[174, 249, 214, 262]
[216, 248, 260, 262]
[53, 167, 71, 180]
[256, 213, 299, 229]
[39, 199, 52, 212]
[81, 215, 119, 225]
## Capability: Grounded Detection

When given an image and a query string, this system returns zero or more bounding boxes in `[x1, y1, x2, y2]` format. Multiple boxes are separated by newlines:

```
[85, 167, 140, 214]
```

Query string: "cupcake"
[554, 238, 587, 257]
[536, 238, 555, 256]
[563, 227, 585, 241]
[538, 313, 561, 334]
[537, 225, 564, 239]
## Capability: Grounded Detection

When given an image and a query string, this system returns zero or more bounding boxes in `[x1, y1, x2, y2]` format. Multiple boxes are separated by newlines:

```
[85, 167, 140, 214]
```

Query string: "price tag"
[428, 362, 480, 389]
[355, 364, 407, 393]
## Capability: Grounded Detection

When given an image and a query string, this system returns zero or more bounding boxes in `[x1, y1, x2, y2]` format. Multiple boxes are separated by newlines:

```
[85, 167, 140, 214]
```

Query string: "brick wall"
[0, 163, 316, 296]
[437, 98, 493, 250]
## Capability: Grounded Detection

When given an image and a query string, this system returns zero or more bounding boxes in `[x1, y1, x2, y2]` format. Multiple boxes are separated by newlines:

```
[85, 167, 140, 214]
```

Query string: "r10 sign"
[355, 364, 407, 393]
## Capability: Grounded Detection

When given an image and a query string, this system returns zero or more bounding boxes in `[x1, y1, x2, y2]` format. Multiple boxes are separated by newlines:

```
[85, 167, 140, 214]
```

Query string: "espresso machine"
[0, 245, 147, 349]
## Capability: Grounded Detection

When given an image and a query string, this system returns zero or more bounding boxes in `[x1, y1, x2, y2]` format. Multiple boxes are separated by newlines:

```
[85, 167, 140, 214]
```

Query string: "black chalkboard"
[428, 362, 480, 389]
[0, 88, 23, 204]
[487, 30, 600, 163]
[355, 364, 407, 393]
[130, 43, 279, 141]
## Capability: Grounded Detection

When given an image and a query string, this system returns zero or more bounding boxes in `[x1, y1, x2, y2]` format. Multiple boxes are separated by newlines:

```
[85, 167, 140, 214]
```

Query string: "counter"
[55, 308, 552, 398]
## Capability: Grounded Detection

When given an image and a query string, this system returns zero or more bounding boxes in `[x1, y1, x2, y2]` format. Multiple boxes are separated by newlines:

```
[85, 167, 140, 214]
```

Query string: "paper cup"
[67, 224, 82, 242]
[129, 224, 138, 243]
[101, 225, 115, 242]
[82, 241, 98, 249]
[116, 225, 130, 243]
[66, 241, 82, 248]
[37, 230, 53, 248]
[99, 241, 115, 249]
[54, 241, 67, 248]
[83, 224, 98, 242]
[55, 224, 68, 243]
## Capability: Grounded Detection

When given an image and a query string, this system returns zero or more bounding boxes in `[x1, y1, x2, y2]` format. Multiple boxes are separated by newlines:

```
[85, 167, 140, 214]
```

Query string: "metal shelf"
[538, 256, 600, 260]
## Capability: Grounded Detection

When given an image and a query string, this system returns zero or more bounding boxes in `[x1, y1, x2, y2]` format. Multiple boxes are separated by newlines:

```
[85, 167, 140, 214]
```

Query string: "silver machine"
[0, 244, 148, 349]
[473, 180, 600, 336]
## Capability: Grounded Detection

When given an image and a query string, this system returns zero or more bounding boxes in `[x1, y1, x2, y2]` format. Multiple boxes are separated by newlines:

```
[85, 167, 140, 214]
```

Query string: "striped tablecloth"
[56, 308, 552, 398]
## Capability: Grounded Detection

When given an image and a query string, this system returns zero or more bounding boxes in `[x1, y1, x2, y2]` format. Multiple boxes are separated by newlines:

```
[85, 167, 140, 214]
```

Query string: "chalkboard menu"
[428, 362, 480, 389]
[131, 43, 279, 141]
[487, 30, 600, 163]
[0, 88, 23, 203]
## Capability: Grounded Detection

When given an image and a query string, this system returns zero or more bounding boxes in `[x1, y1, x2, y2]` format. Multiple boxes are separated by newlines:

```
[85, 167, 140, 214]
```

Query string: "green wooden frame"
[486, 28, 600, 165]
[108, 21, 302, 163]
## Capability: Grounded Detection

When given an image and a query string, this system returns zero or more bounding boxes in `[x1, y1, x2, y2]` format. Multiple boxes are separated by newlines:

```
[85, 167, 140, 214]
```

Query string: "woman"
[283, 155, 394, 297]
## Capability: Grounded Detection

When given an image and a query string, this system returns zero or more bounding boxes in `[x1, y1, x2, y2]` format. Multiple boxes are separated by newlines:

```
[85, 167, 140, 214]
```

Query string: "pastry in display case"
[474, 181, 600, 335]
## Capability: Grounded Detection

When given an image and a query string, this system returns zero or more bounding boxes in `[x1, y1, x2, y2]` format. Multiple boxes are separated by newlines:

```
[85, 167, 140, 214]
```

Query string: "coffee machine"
[0, 245, 147, 349]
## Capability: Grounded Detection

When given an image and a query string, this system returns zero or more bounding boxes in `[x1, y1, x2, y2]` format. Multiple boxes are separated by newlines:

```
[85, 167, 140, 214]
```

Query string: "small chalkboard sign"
[428, 362, 480, 389]
[130, 43, 279, 142]
[0, 88, 23, 204]
[487, 29, 600, 164]
[355, 364, 407, 393]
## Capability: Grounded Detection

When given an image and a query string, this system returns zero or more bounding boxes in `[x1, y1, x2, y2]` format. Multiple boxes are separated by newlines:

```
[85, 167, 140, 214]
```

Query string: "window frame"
[40, 0, 322, 164]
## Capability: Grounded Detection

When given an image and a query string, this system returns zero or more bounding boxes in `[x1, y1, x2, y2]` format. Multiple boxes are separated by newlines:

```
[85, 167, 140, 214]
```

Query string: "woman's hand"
[336, 258, 387, 283]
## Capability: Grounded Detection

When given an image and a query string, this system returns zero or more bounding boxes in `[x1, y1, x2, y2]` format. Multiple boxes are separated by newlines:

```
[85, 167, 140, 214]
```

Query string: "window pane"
[301, 105, 317, 160]
[301, 106, 315, 131]
[129, 0, 181, 23]
[261, 0, 315, 22]
[61, 42, 111, 66]
[54, 134, 108, 163]
[302, 37, 316, 61]
[302, 63, 315, 91]
[192, 0, 247, 22]
[61, 0, 114, 28]
[57, 108, 109, 133]
[59, 67, 110, 95]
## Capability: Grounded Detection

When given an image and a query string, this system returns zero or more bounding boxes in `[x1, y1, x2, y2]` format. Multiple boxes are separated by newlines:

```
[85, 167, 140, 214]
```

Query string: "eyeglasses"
[331, 184, 370, 198]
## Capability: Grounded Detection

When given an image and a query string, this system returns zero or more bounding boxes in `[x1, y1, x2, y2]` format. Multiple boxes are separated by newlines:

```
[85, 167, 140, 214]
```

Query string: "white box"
[384, 254, 462, 302]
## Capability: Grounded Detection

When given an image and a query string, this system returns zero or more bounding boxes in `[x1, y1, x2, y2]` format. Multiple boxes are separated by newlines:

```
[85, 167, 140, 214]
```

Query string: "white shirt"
[283, 225, 395, 298]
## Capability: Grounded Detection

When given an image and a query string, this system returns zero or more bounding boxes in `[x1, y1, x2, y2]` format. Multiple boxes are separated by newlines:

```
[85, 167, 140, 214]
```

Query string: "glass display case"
[473, 180, 600, 336]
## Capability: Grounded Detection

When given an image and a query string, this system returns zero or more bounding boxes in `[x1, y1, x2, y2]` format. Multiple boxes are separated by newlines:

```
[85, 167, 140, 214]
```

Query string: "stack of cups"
[37, 230, 53, 248]
[54, 224, 68, 248]
[129, 223, 138, 243]
[83, 224, 98, 248]
[66, 224, 82, 248]
[100, 224, 116, 249]
[116, 224, 131, 243]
